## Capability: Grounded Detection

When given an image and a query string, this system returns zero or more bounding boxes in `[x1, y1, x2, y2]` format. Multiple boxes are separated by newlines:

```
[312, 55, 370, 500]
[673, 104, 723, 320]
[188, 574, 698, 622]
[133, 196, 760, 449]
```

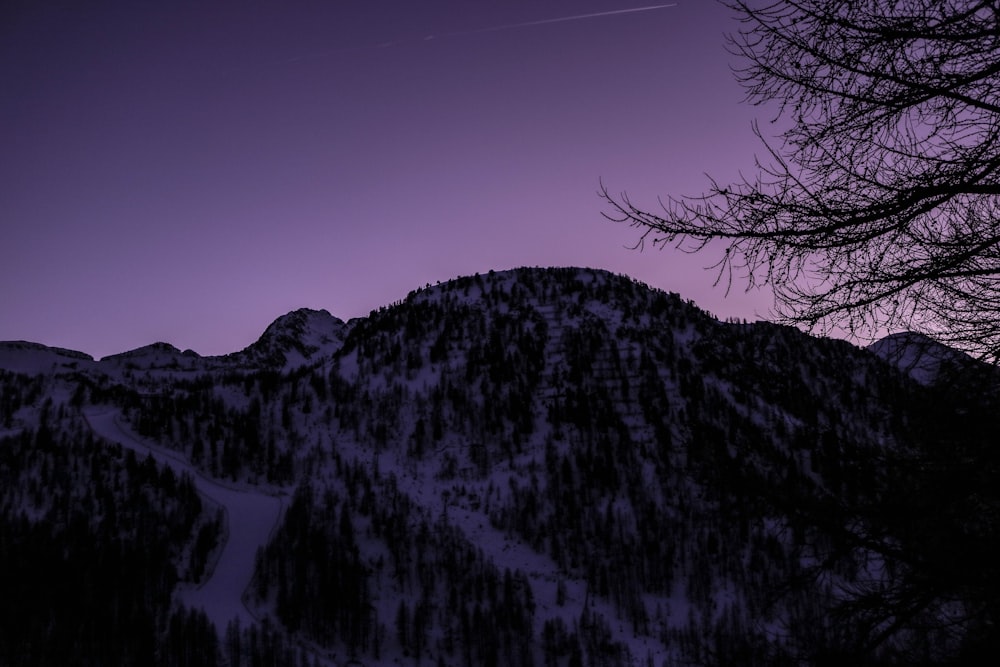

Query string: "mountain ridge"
[2, 265, 997, 665]
[3, 266, 960, 379]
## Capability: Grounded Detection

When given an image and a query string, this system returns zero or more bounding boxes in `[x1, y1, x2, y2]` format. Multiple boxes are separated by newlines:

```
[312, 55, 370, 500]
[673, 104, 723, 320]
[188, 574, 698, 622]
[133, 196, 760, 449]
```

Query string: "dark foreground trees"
[604, 0, 1000, 661]
[603, 0, 1000, 361]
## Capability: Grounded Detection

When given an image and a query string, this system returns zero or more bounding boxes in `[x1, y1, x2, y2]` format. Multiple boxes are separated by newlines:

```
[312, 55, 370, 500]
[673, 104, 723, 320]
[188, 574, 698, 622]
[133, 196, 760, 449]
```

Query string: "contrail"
[432, 3, 678, 39]
[243, 3, 679, 72]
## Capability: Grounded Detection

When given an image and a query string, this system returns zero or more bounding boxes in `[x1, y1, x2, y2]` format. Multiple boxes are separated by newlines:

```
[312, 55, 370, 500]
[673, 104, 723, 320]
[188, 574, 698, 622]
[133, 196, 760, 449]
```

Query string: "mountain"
[868, 331, 980, 385]
[229, 307, 347, 371]
[1, 267, 996, 666]
[0, 340, 95, 375]
[0, 308, 347, 396]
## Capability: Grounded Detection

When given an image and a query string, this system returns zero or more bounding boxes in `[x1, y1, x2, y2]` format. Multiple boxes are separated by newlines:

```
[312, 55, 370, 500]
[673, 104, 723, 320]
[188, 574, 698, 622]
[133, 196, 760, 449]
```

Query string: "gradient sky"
[2, 0, 775, 359]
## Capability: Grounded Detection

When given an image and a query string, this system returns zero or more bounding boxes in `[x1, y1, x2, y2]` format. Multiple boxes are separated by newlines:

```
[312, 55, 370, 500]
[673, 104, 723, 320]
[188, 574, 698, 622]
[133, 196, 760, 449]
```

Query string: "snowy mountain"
[0, 340, 95, 375]
[1, 267, 997, 666]
[228, 307, 348, 371]
[868, 331, 981, 385]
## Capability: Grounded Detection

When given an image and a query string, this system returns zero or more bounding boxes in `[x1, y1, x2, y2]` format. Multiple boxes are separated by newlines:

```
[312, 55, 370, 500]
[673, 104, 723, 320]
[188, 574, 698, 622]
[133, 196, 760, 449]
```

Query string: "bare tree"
[601, 2, 1000, 659]
[602, 0, 1000, 360]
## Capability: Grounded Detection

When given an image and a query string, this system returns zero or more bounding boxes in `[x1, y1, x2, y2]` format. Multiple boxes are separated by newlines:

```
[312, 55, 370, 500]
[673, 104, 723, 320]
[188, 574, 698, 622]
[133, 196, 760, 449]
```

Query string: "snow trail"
[83, 407, 284, 631]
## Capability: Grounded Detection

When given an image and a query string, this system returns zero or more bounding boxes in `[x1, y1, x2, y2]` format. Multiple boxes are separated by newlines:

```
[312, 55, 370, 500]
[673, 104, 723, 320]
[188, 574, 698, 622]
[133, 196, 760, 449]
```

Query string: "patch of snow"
[0, 341, 95, 374]
[83, 407, 285, 631]
[868, 332, 971, 385]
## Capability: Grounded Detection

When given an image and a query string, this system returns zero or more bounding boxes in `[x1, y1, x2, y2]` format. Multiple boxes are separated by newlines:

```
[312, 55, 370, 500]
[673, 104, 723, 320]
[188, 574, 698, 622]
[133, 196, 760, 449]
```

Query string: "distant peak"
[868, 332, 971, 385]
[103, 341, 183, 360]
[0, 340, 93, 361]
[240, 307, 347, 370]
[261, 308, 338, 334]
[0, 341, 95, 375]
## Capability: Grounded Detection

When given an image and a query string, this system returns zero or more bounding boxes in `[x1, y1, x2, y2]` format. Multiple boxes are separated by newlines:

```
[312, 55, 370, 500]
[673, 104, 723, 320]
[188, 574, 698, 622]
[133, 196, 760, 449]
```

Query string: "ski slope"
[83, 407, 284, 631]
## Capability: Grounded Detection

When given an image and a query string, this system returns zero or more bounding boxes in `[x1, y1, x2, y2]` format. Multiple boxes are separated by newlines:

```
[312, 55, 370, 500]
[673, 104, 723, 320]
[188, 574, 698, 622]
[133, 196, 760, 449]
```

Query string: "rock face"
[1, 266, 997, 666]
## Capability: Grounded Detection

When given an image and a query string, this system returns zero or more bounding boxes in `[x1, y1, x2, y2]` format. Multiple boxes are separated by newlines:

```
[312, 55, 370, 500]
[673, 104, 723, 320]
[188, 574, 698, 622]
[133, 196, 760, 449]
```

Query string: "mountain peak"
[103, 341, 184, 358]
[237, 307, 347, 371]
[0, 340, 94, 375]
[868, 331, 974, 385]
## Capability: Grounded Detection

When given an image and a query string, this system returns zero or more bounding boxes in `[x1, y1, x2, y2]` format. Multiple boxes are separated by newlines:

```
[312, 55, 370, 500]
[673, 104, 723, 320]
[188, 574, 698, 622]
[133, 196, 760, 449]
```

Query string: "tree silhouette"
[605, 3, 1000, 658]
[603, 0, 1000, 360]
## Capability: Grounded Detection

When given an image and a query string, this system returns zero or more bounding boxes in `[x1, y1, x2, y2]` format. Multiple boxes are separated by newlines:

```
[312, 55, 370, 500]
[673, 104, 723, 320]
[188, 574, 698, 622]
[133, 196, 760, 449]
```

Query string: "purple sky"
[2, 1, 775, 359]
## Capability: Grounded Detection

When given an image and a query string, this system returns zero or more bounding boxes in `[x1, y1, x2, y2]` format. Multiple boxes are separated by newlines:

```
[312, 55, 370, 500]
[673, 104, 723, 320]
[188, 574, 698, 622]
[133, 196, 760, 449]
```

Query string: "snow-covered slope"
[868, 331, 977, 385]
[99, 341, 205, 375]
[83, 407, 284, 632]
[3, 266, 995, 666]
[228, 307, 347, 371]
[2, 309, 346, 382]
[0, 340, 95, 374]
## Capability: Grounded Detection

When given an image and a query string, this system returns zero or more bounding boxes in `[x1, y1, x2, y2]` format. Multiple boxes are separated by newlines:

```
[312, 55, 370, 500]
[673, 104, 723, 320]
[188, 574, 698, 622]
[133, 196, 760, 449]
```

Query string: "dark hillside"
[1, 267, 995, 665]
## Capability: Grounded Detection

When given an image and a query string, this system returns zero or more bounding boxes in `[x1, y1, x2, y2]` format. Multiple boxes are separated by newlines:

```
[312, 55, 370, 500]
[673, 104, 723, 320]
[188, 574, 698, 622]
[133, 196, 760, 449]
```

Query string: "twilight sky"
[2, 0, 774, 359]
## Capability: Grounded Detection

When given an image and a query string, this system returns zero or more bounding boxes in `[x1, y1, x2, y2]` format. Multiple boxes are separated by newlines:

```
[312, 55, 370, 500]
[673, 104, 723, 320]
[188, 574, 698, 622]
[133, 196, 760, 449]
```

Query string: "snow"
[9, 267, 958, 663]
[83, 407, 284, 631]
[335, 434, 675, 665]
[180, 486, 283, 630]
[231, 307, 347, 372]
[0, 341, 96, 375]
[868, 331, 970, 385]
